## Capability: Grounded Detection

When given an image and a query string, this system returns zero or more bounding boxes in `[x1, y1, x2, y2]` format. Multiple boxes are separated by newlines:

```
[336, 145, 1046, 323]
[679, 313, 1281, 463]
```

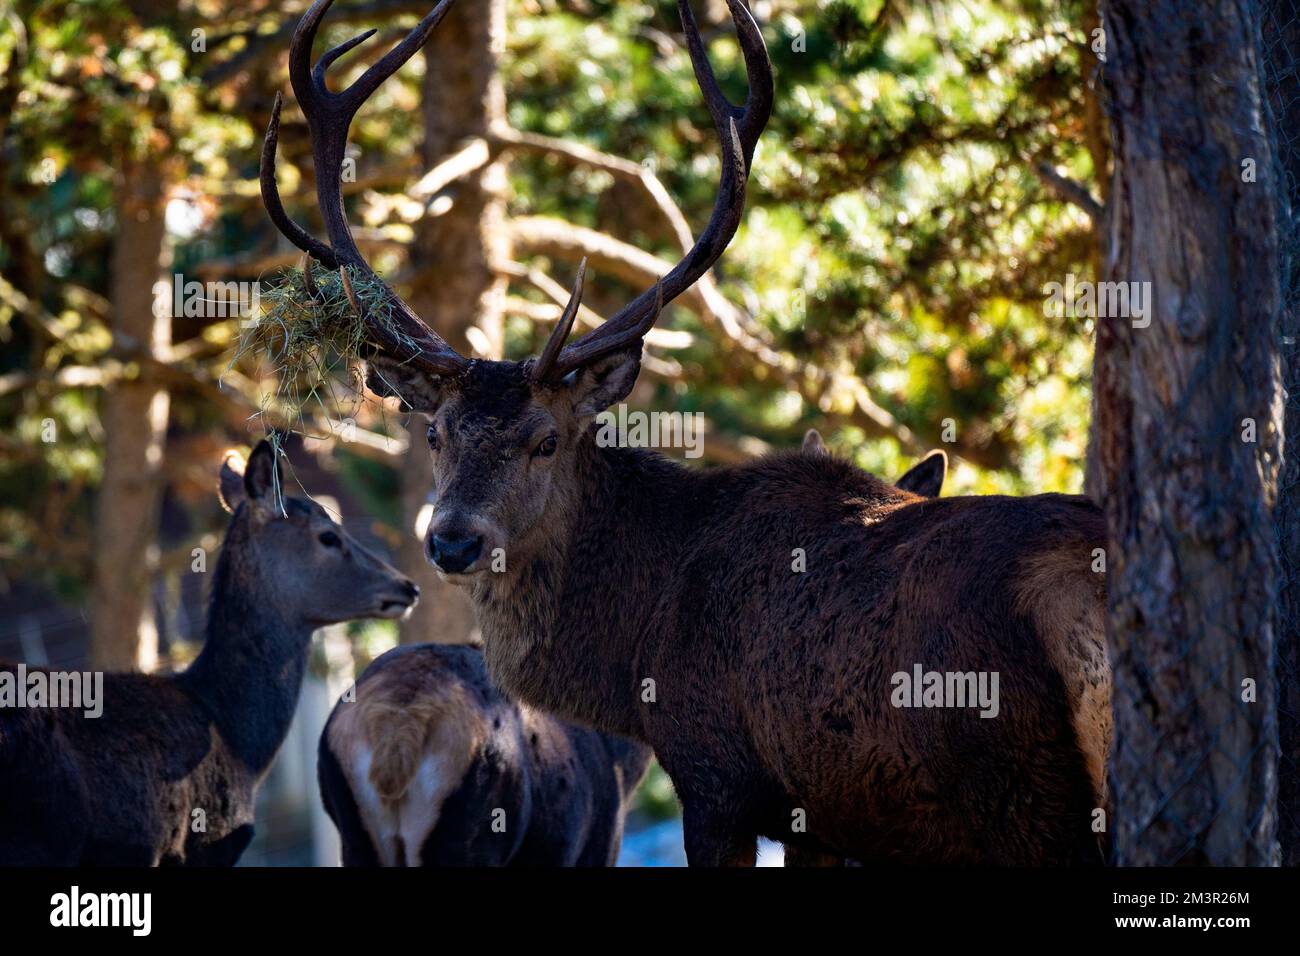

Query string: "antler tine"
[261, 0, 469, 377]
[313, 28, 378, 86]
[286, 0, 335, 120]
[541, 0, 771, 382]
[532, 259, 587, 382]
[543, 281, 666, 382]
[261, 92, 339, 269]
[683, 0, 773, 164]
[347, 3, 455, 107]
[290, 0, 456, 119]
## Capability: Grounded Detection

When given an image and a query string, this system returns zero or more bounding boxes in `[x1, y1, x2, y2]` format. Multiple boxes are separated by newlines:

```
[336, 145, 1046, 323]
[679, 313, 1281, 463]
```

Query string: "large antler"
[260, 0, 470, 377]
[531, 0, 774, 383]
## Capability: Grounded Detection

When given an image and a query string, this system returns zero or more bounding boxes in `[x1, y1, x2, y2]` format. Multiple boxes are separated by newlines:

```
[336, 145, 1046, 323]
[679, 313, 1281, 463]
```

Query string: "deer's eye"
[427, 426, 440, 451]
[533, 434, 558, 458]
[318, 531, 342, 549]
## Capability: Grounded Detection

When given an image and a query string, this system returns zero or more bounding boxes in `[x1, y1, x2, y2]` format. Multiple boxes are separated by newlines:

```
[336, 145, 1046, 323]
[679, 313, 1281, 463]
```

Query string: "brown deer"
[261, 0, 1110, 865]
[318, 642, 650, 866]
[0, 440, 419, 865]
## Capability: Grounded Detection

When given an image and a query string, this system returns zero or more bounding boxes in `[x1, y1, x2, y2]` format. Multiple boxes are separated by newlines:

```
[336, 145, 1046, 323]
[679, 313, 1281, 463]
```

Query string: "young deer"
[262, 0, 1109, 864]
[0, 441, 418, 865]
[318, 643, 650, 866]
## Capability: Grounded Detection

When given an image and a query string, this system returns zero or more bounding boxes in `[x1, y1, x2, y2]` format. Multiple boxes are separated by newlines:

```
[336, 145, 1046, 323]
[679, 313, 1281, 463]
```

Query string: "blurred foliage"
[507, 0, 1099, 494]
[634, 760, 683, 822]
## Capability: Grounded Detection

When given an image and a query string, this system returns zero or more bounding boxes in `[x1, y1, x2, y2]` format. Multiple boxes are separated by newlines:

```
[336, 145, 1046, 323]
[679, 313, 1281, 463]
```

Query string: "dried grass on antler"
[228, 261, 419, 432]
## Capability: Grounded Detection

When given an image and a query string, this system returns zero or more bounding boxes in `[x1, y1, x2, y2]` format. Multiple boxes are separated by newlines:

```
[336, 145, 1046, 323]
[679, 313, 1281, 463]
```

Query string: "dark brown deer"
[0, 441, 419, 865]
[261, 0, 1110, 865]
[318, 642, 650, 866]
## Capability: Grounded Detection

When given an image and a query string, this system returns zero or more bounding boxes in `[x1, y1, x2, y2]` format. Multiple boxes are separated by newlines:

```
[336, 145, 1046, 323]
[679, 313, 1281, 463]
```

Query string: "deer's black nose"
[429, 533, 483, 574]
[402, 579, 420, 602]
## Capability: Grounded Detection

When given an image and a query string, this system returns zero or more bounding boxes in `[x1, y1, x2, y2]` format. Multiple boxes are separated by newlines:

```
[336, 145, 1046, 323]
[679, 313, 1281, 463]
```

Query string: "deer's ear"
[802, 428, 827, 455]
[896, 450, 947, 498]
[566, 347, 641, 420]
[243, 439, 282, 506]
[366, 357, 445, 415]
[218, 451, 247, 513]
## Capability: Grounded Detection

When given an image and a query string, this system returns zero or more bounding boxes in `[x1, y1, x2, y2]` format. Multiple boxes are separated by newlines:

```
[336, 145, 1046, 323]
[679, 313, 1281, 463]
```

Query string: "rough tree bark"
[1095, 0, 1283, 864]
[398, 0, 509, 645]
[89, 157, 171, 671]
[1263, 0, 1300, 867]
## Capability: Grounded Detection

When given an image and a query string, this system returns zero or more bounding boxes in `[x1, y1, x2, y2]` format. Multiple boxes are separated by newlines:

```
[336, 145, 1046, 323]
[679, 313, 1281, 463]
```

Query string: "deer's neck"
[473, 436, 701, 739]
[181, 529, 313, 777]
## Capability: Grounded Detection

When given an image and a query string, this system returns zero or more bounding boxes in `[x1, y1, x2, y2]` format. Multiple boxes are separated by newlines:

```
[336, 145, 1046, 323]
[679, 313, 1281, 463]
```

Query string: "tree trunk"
[398, 0, 509, 645]
[1095, 0, 1283, 865]
[1262, 0, 1300, 867]
[90, 157, 171, 671]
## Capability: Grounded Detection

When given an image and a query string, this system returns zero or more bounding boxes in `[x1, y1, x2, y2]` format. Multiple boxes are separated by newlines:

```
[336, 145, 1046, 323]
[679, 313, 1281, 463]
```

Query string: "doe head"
[218, 440, 419, 624]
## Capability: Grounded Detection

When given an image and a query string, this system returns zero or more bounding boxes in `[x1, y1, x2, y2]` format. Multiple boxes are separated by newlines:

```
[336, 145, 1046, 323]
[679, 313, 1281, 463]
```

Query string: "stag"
[262, 0, 1110, 865]
[0, 441, 418, 865]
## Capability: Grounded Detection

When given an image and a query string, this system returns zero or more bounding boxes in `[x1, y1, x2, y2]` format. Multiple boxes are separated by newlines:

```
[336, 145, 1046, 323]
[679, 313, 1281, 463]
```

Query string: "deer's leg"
[681, 797, 756, 867]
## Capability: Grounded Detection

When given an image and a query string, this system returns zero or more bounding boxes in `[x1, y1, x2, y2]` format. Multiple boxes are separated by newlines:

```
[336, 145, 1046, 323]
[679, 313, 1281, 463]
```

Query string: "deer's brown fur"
[1012, 545, 1110, 800]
